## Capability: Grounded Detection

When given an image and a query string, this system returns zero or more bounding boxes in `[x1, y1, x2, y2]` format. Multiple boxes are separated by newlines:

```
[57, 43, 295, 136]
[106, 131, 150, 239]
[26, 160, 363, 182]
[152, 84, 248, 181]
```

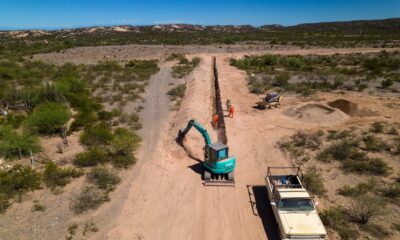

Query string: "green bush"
[80, 122, 113, 146]
[363, 135, 390, 152]
[379, 183, 400, 199]
[109, 128, 141, 168]
[345, 196, 382, 224]
[43, 162, 83, 189]
[0, 125, 41, 159]
[362, 223, 390, 238]
[381, 79, 393, 88]
[26, 102, 70, 134]
[69, 110, 98, 132]
[70, 186, 109, 214]
[303, 169, 326, 196]
[73, 147, 109, 167]
[87, 166, 120, 191]
[337, 178, 377, 197]
[370, 121, 384, 133]
[0, 165, 42, 213]
[320, 207, 359, 240]
[317, 139, 361, 162]
[167, 83, 186, 100]
[273, 72, 290, 87]
[342, 157, 390, 176]
[327, 130, 351, 140]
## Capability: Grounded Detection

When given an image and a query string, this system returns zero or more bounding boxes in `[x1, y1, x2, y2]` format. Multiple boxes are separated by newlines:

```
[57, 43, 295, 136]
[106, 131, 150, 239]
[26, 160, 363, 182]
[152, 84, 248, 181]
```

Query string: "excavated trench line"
[213, 57, 228, 144]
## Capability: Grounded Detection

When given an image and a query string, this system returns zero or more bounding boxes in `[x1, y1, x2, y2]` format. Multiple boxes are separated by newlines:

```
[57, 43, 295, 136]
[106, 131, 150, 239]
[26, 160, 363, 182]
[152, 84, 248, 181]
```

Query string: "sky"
[0, 0, 399, 30]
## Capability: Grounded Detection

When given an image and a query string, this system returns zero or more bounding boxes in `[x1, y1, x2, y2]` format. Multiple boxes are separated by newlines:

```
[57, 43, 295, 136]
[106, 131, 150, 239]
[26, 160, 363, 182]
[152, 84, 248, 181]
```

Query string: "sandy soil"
[33, 44, 400, 65]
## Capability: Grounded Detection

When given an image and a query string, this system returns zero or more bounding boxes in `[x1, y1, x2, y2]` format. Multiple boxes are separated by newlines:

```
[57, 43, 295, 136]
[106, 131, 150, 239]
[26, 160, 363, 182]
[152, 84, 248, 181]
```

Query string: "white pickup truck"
[265, 167, 327, 240]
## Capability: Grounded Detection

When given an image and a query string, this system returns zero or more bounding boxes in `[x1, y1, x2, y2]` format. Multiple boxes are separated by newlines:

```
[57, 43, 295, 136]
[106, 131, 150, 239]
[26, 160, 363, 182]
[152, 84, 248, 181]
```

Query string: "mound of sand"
[328, 99, 376, 117]
[284, 103, 349, 125]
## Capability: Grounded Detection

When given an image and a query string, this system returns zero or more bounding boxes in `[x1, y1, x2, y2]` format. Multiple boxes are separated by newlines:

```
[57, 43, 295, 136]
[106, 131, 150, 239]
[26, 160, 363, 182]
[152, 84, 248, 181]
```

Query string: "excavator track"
[203, 170, 235, 187]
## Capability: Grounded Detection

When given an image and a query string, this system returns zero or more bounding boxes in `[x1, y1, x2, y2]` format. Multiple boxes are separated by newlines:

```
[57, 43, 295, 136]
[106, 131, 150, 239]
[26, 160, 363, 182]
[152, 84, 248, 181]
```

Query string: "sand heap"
[328, 99, 376, 117]
[284, 102, 349, 126]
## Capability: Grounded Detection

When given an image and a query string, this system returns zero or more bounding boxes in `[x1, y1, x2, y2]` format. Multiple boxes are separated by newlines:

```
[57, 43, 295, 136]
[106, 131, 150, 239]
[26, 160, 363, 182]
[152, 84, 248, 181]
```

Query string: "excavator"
[177, 119, 236, 186]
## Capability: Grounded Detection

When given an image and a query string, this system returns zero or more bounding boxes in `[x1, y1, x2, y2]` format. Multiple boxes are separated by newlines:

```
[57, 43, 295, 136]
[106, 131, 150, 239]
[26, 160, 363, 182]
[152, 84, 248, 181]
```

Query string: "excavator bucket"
[203, 170, 235, 187]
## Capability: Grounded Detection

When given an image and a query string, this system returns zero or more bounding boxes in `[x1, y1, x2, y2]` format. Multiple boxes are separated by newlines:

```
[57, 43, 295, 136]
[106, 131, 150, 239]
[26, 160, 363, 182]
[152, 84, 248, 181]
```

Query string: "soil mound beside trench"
[284, 102, 349, 126]
[328, 99, 377, 117]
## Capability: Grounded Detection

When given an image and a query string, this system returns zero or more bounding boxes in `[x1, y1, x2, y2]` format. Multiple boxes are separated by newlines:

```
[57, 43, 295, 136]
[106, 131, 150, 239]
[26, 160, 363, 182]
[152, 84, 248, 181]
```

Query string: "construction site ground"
[1, 46, 399, 240]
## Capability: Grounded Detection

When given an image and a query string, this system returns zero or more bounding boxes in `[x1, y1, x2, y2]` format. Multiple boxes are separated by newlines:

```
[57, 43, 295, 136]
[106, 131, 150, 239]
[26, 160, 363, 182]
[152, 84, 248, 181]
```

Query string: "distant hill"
[1, 18, 399, 58]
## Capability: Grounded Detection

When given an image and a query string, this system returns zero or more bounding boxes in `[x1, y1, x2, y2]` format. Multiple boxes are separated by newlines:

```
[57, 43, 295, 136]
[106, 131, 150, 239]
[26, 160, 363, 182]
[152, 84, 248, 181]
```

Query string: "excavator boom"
[177, 119, 211, 145]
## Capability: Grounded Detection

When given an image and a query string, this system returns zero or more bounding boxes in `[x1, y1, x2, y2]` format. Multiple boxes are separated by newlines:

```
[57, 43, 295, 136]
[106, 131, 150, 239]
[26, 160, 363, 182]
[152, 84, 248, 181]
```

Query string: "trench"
[212, 57, 228, 144]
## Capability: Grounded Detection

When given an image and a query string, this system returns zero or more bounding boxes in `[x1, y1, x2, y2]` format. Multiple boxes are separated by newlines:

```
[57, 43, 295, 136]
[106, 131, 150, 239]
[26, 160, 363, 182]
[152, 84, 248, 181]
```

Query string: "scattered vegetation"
[87, 166, 120, 192]
[302, 169, 326, 196]
[25, 102, 70, 134]
[82, 221, 99, 237]
[43, 162, 83, 189]
[0, 165, 42, 213]
[231, 51, 400, 95]
[172, 56, 200, 78]
[0, 125, 41, 159]
[32, 200, 46, 212]
[70, 186, 109, 214]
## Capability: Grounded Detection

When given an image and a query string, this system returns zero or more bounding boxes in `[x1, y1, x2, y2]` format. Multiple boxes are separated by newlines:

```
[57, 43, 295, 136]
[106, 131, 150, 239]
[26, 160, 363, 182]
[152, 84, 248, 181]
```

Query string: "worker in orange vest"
[228, 105, 234, 118]
[212, 114, 219, 127]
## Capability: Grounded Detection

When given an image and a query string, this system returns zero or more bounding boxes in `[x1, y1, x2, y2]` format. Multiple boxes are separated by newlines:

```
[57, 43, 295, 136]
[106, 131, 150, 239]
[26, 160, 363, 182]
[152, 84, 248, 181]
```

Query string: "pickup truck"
[265, 167, 327, 240]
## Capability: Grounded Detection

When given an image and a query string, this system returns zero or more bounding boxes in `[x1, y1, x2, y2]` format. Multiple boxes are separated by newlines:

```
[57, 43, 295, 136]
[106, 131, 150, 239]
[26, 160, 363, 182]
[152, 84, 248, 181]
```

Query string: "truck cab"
[265, 167, 327, 240]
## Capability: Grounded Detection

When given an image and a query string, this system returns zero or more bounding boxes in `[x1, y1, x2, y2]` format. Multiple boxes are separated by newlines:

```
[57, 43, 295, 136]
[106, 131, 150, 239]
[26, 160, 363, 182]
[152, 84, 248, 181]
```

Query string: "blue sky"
[0, 0, 399, 29]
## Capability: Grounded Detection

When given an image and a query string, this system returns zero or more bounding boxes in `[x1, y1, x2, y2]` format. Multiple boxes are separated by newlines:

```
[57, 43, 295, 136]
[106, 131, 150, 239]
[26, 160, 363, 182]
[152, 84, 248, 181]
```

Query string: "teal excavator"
[177, 119, 236, 186]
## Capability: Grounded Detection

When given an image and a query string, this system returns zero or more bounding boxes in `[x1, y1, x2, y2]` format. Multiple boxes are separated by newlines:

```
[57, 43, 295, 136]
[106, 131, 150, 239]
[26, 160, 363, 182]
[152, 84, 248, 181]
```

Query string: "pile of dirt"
[328, 99, 377, 117]
[284, 103, 349, 125]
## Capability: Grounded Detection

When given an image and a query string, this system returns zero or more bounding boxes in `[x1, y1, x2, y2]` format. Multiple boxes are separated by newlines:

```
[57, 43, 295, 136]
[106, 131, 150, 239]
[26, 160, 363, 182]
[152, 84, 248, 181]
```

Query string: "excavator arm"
[177, 119, 212, 146]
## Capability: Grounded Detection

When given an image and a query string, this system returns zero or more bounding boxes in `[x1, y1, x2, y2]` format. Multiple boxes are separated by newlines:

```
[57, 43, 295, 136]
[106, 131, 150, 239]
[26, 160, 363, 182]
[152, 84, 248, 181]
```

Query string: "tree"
[0, 126, 41, 159]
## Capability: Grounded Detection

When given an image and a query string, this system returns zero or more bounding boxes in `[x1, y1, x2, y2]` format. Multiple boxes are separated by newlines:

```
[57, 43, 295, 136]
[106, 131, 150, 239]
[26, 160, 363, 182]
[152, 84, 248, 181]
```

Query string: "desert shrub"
[320, 207, 359, 240]
[69, 110, 98, 132]
[128, 113, 142, 130]
[370, 121, 384, 133]
[172, 57, 200, 78]
[109, 128, 141, 168]
[0, 125, 41, 159]
[166, 53, 185, 62]
[249, 76, 271, 93]
[32, 200, 46, 212]
[317, 139, 360, 162]
[25, 102, 70, 134]
[82, 222, 99, 236]
[303, 169, 326, 196]
[342, 157, 390, 176]
[363, 135, 390, 152]
[292, 131, 321, 150]
[43, 162, 83, 189]
[345, 196, 382, 224]
[387, 127, 398, 135]
[73, 147, 108, 167]
[379, 183, 400, 199]
[87, 166, 120, 191]
[361, 223, 390, 237]
[337, 178, 377, 197]
[80, 122, 113, 146]
[327, 130, 351, 140]
[167, 83, 186, 100]
[273, 72, 290, 87]
[67, 223, 78, 240]
[381, 79, 393, 88]
[0, 165, 41, 213]
[392, 223, 400, 231]
[70, 186, 109, 214]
